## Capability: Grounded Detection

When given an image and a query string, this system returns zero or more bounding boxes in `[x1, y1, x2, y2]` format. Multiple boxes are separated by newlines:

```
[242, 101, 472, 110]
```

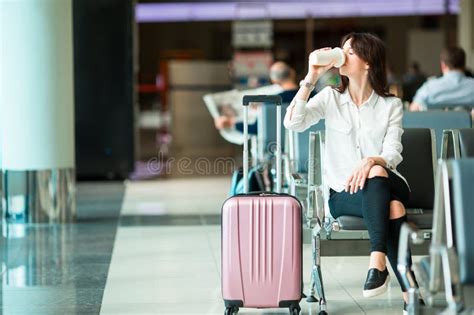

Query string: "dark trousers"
[328, 168, 412, 291]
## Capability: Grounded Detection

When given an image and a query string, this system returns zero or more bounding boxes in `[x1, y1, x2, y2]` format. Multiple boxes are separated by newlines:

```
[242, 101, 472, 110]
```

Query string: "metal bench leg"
[314, 230, 328, 315]
[307, 227, 318, 303]
[308, 227, 328, 314]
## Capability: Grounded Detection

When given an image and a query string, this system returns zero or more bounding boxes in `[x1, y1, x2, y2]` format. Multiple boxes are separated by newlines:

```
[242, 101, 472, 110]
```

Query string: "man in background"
[214, 61, 298, 134]
[409, 47, 474, 111]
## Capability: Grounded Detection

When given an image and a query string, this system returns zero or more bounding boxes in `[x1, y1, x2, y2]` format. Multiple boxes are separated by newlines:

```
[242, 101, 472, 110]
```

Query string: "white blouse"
[284, 86, 408, 192]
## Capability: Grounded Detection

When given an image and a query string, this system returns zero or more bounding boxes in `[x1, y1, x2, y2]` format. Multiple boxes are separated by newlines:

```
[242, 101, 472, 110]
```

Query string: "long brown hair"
[336, 32, 393, 97]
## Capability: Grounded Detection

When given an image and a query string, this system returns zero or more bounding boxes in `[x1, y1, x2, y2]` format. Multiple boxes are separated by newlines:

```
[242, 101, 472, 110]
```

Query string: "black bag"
[229, 164, 273, 196]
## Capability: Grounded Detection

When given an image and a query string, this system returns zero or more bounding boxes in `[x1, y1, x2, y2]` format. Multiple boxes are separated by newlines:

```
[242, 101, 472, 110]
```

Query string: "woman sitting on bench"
[284, 32, 419, 312]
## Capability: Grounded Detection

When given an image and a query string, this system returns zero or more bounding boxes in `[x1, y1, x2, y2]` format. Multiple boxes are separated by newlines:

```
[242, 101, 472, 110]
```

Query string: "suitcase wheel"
[289, 305, 301, 314]
[224, 306, 239, 315]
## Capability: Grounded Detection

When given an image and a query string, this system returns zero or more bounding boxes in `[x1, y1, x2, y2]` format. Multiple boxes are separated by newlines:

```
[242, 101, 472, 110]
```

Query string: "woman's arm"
[379, 99, 404, 170]
[286, 73, 320, 121]
[365, 156, 387, 167]
[344, 157, 386, 194]
[284, 49, 336, 132]
[345, 99, 404, 194]
[283, 86, 330, 132]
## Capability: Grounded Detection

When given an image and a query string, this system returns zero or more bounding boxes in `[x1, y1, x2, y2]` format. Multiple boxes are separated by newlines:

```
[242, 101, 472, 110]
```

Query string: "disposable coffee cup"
[310, 47, 346, 68]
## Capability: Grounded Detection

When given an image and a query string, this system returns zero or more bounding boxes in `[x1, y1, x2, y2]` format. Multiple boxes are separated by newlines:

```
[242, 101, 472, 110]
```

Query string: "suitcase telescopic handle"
[243, 95, 282, 106]
[242, 94, 283, 194]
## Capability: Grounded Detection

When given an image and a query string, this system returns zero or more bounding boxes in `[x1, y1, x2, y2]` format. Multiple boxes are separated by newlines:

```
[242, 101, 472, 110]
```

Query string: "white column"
[0, 0, 75, 170]
[0, 0, 75, 223]
[459, 0, 474, 71]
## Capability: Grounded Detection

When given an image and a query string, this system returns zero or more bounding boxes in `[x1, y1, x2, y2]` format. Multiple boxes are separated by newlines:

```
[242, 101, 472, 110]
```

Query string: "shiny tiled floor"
[100, 176, 414, 315]
[101, 224, 416, 315]
[0, 177, 425, 314]
[0, 182, 125, 315]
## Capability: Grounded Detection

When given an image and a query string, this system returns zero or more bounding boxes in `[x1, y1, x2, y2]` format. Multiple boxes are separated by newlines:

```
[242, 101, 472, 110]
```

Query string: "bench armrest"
[306, 184, 325, 229]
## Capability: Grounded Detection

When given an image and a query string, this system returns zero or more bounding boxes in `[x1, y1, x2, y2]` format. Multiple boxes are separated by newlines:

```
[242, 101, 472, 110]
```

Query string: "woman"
[284, 33, 418, 311]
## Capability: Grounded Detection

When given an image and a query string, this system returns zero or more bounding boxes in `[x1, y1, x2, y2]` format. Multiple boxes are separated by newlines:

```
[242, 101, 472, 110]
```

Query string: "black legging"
[328, 168, 412, 291]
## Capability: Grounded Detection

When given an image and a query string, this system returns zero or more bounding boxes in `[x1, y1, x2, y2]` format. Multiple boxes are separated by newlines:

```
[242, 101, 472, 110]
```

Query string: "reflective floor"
[0, 183, 124, 315]
[0, 177, 432, 314]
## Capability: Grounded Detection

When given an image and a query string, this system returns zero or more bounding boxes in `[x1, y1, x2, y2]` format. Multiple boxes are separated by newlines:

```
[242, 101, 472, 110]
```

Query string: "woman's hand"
[306, 47, 336, 83]
[344, 158, 376, 194]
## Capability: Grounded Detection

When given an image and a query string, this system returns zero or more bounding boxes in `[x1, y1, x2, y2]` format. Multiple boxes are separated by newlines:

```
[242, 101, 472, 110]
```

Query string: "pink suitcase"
[221, 95, 303, 315]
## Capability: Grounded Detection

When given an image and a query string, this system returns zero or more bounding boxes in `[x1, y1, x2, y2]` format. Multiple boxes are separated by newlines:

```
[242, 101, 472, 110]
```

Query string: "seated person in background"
[402, 62, 426, 103]
[386, 63, 402, 97]
[268, 61, 300, 103]
[214, 61, 299, 135]
[409, 47, 474, 111]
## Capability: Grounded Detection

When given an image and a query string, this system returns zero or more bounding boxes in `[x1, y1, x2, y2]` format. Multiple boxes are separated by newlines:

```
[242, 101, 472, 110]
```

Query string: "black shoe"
[363, 268, 390, 298]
